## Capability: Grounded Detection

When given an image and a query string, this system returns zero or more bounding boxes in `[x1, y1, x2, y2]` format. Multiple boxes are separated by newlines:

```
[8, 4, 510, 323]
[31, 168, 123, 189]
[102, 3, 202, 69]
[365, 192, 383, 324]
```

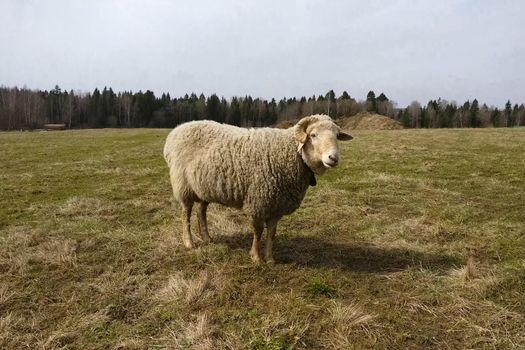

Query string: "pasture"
[0, 128, 524, 349]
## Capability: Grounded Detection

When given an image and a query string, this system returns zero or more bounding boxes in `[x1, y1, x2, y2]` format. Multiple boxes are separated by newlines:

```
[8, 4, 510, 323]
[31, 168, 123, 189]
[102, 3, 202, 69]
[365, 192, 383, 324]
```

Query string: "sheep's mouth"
[323, 160, 338, 168]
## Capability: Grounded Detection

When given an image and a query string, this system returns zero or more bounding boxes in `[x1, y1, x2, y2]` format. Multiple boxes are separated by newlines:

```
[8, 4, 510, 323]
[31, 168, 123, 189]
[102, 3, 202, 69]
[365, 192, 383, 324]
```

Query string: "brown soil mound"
[272, 120, 297, 129]
[337, 112, 403, 130]
[272, 112, 402, 130]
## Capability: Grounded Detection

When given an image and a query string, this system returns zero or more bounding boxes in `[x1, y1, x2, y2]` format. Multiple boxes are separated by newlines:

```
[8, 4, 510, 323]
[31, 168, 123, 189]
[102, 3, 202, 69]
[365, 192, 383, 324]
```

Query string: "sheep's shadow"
[213, 233, 461, 273]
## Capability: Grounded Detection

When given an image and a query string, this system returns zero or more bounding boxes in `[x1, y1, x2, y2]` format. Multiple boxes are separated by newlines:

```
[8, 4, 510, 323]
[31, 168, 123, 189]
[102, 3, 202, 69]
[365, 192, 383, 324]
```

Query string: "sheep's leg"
[250, 219, 264, 264]
[197, 201, 211, 243]
[265, 218, 280, 264]
[180, 201, 194, 249]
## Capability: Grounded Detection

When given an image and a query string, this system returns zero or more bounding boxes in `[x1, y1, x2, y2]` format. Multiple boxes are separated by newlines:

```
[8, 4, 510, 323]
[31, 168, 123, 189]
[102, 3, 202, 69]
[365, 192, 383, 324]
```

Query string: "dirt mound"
[272, 112, 402, 130]
[272, 120, 297, 129]
[337, 112, 403, 130]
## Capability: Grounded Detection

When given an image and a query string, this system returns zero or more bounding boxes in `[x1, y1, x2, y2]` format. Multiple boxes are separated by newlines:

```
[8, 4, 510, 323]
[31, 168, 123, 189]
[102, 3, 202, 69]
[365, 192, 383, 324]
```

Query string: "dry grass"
[167, 313, 216, 350]
[0, 128, 524, 349]
[157, 271, 213, 304]
[324, 301, 377, 348]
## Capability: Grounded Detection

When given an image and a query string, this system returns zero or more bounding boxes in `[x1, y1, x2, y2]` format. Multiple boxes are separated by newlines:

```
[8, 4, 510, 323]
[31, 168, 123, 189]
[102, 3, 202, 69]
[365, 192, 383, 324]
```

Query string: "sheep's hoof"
[266, 258, 275, 265]
[183, 241, 195, 249]
[250, 250, 262, 264]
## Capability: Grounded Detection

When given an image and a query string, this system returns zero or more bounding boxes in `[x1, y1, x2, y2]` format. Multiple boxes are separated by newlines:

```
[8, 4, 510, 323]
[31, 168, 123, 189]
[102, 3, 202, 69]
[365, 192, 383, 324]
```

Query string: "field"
[1, 128, 524, 349]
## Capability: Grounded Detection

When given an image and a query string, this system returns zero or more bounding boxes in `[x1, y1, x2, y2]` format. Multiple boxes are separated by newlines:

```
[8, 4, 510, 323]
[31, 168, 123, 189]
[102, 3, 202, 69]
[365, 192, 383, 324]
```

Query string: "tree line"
[398, 98, 524, 128]
[0, 85, 523, 130]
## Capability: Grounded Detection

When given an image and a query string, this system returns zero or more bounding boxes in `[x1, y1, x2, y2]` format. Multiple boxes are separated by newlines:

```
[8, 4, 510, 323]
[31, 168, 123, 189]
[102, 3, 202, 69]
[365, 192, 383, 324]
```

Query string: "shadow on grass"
[214, 233, 461, 273]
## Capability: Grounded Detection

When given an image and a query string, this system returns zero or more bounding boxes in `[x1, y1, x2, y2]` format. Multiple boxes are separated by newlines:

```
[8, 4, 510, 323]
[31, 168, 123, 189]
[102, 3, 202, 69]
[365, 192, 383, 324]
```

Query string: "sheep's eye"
[310, 133, 317, 138]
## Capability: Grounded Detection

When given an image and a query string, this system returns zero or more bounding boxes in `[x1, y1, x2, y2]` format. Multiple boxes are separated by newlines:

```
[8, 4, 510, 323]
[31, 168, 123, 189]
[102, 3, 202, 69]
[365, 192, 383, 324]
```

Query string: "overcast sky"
[1, 0, 524, 107]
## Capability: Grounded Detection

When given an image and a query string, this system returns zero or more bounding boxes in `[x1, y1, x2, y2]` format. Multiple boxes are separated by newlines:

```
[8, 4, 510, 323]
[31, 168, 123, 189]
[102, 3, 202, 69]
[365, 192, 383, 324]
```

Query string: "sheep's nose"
[328, 154, 339, 164]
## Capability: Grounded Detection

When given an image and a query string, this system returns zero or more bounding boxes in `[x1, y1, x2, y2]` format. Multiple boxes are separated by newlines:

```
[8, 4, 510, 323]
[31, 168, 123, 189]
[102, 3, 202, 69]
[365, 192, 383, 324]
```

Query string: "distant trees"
[0, 85, 523, 130]
[394, 98, 524, 128]
[273, 90, 395, 122]
[491, 108, 501, 127]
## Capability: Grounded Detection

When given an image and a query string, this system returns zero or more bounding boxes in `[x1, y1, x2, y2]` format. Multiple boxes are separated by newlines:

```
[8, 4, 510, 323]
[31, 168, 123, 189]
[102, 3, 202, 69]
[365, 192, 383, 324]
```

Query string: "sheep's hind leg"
[265, 218, 280, 264]
[180, 201, 194, 249]
[197, 201, 211, 243]
[250, 218, 264, 264]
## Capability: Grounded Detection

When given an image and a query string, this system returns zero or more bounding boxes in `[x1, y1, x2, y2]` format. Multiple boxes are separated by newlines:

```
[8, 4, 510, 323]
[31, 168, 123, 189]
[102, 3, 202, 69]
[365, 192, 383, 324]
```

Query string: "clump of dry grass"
[0, 313, 24, 349]
[167, 313, 216, 350]
[0, 226, 78, 272]
[247, 312, 310, 350]
[113, 338, 146, 350]
[36, 310, 111, 350]
[59, 196, 115, 219]
[42, 330, 77, 350]
[450, 256, 480, 282]
[328, 300, 376, 326]
[39, 239, 78, 266]
[324, 301, 377, 348]
[0, 312, 17, 336]
[207, 206, 247, 237]
[0, 286, 14, 306]
[158, 271, 212, 304]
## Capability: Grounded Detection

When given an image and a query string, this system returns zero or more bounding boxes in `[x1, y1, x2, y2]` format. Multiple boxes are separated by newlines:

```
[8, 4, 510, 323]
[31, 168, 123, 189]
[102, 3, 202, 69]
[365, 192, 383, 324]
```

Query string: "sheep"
[163, 114, 353, 263]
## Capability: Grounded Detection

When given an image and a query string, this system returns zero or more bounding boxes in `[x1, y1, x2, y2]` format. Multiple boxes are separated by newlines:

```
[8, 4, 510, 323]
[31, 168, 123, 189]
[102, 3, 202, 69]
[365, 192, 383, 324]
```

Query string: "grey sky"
[1, 0, 524, 107]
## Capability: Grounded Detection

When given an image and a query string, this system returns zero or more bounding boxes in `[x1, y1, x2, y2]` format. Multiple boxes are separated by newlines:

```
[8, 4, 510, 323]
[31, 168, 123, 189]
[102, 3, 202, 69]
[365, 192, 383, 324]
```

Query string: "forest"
[0, 85, 523, 130]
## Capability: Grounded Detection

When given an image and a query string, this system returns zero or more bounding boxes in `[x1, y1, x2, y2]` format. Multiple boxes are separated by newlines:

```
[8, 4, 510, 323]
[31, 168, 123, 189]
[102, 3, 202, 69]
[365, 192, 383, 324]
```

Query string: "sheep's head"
[294, 115, 353, 175]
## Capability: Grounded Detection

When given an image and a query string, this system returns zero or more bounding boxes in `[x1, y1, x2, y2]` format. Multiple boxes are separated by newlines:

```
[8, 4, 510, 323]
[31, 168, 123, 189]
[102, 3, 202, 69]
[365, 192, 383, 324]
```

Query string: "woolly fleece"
[164, 120, 310, 219]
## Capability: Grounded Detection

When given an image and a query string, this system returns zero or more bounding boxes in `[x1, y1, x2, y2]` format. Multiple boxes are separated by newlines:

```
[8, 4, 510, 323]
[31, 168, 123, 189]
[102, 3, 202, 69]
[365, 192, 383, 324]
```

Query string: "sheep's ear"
[337, 131, 353, 141]
[294, 116, 316, 151]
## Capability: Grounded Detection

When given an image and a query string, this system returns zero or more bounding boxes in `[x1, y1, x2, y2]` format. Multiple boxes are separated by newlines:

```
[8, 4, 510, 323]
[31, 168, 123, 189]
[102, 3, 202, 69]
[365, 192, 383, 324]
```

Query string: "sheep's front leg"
[180, 201, 194, 249]
[250, 219, 264, 264]
[197, 201, 211, 243]
[265, 218, 280, 264]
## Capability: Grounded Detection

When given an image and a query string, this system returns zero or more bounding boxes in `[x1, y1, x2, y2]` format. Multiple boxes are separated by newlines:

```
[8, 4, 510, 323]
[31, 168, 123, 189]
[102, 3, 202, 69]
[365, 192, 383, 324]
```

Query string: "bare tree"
[408, 101, 422, 128]
[121, 92, 133, 127]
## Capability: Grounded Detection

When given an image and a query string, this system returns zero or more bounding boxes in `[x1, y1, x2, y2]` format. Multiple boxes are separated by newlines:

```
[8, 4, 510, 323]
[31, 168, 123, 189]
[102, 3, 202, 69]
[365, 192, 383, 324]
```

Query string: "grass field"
[1, 128, 524, 349]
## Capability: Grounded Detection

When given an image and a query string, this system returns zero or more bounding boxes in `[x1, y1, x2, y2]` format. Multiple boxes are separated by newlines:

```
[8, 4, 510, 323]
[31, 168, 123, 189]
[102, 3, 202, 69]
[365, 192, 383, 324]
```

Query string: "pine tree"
[377, 93, 388, 102]
[229, 97, 241, 126]
[491, 108, 501, 127]
[325, 90, 336, 116]
[340, 91, 351, 100]
[206, 94, 221, 122]
[401, 108, 412, 128]
[504, 100, 512, 127]
[512, 104, 520, 127]
[366, 91, 377, 113]
[470, 99, 480, 127]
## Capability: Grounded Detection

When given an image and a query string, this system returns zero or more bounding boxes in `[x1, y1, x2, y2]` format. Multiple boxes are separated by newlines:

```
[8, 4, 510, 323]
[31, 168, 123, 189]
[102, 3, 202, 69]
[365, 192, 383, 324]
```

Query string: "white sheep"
[163, 114, 353, 263]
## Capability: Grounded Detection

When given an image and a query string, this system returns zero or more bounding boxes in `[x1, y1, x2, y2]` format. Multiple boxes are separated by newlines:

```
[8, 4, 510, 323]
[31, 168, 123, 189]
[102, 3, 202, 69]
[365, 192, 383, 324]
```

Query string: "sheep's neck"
[307, 168, 316, 186]
[298, 150, 317, 186]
